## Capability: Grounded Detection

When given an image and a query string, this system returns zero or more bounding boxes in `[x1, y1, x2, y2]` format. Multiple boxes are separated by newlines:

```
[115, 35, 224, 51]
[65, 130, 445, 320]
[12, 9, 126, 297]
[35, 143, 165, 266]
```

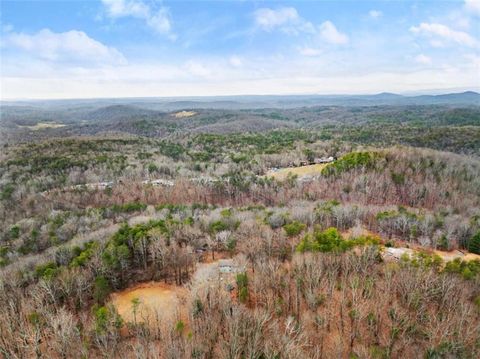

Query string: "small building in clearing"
[218, 259, 234, 273]
[314, 156, 335, 164]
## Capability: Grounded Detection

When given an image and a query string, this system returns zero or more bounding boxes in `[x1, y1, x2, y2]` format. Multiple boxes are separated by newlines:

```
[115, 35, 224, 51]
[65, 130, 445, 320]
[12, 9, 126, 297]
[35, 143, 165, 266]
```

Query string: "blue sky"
[1, 0, 479, 99]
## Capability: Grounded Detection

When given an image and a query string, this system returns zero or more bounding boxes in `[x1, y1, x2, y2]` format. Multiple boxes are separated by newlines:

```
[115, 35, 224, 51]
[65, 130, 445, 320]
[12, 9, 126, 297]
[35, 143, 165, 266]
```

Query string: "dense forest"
[1, 100, 480, 358]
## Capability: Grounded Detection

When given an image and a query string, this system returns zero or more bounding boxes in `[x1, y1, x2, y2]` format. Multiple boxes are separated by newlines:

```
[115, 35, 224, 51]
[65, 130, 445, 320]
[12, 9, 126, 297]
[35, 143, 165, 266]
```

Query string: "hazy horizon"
[2, 88, 480, 103]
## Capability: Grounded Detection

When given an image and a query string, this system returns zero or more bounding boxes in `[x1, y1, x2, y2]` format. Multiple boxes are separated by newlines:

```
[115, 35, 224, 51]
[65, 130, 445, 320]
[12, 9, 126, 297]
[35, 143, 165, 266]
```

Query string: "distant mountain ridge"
[93, 90, 480, 109]
[1, 91, 478, 111]
[411, 91, 480, 104]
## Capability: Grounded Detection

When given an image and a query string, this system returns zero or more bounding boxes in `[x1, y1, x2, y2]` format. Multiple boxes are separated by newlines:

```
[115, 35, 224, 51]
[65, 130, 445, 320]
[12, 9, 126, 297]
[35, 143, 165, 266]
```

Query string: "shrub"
[444, 258, 480, 280]
[147, 163, 158, 173]
[239, 287, 249, 304]
[468, 231, 480, 254]
[158, 141, 186, 160]
[28, 312, 41, 326]
[437, 235, 449, 251]
[297, 227, 344, 253]
[0, 246, 10, 267]
[226, 238, 237, 253]
[93, 306, 122, 334]
[70, 241, 98, 267]
[192, 298, 204, 318]
[110, 202, 147, 214]
[9, 225, 20, 239]
[283, 221, 306, 237]
[220, 208, 233, 218]
[175, 320, 185, 333]
[303, 148, 315, 162]
[236, 273, 249, 303]
[297, 228, 380, 253]
[405, 252, 443, 270]
[231, 154, 248, 163]
[267, 212, 286, 229]
[0, 183, 15, 200]
[35, 261, 58, 280]
[474, 296, 480, 311]
[322, 151, 381, 176]
[391, 172, 405, 185]
[209, 220, 229, 233]
[94, 276, 111, 304]
[236, 272, 248, 288]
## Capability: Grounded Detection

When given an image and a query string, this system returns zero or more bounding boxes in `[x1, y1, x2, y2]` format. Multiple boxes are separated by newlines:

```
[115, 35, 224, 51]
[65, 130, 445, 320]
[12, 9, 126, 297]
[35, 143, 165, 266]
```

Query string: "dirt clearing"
[19, 122, 66, 131]
[110, 282, 186, 324]
[265, 163, 327, 180]
[173, 111, 197, 118]
[383, 247, 480, 262]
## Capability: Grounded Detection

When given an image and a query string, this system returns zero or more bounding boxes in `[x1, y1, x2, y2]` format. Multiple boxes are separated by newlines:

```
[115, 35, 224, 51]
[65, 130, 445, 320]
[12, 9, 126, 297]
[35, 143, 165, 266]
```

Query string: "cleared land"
[110, 282, 186, 324]
[173, 110, 197, 118]
[18, 122, 67, 130]
[384, 247, 480, 262]
[265, 163, 328, 180]
[110, 258, 237, 326]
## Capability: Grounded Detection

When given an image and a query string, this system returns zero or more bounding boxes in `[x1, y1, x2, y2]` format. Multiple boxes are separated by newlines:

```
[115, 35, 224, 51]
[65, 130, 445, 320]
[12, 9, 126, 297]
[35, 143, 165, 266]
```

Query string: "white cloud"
[3, 61, 479, 100]
[414, 54, 432, 65]
[369, 10, 383, 19]
[102, 0, 149, 18]
[101, 0, 173, 36]
[253, 7, 315, 34]
[410, 22, 478, 47]
[146, 7, 172, 34]
[2, 42, 479, 99]
[253, 7, 347, 45]
[465, 53, 480, 68]
[3, 28, 126, 65]
[468, 52, 480, 62]
[299, 47, 321, 56]
[429, 39, 445, 48]
[184, 60, 211, 77]
[229, 56, 243, 67]
[253, 7, 300, 31]
[465, 0, 480, 16]
[319, 21, 349, 45]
